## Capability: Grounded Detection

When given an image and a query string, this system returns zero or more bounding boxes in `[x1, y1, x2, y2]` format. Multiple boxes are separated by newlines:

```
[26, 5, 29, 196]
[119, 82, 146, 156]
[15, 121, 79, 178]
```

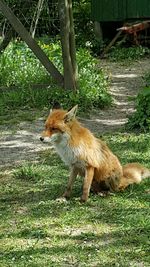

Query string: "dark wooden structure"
[91, 0, 150, 22]
[91, 0, 150, 56]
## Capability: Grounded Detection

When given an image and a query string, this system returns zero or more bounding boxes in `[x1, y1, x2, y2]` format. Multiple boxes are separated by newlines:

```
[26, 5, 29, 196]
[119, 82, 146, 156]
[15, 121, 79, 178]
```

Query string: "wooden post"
[0, 0, 64, 87]
[101, 30, 122, 58]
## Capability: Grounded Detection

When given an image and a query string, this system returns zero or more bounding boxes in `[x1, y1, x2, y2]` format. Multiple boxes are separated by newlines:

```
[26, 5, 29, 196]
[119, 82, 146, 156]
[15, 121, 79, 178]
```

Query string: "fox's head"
[40, 105, 78, 144]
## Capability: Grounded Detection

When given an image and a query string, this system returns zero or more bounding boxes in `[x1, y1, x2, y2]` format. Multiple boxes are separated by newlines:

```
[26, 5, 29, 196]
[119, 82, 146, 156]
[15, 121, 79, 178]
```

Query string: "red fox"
[40, 105, 150, 202]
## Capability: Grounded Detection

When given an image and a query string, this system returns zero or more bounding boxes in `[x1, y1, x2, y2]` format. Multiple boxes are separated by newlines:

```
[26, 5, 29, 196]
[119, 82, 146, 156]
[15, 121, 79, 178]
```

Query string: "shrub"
[0, 41, 111, 115]
[127, 86, 150, 131]
[0, 41, 51, 87]
[108, 46, 150, 62]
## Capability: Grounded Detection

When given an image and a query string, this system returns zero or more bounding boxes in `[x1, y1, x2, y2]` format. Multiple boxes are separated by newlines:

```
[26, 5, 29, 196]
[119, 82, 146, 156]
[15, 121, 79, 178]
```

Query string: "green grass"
[0, 132, 150, 267]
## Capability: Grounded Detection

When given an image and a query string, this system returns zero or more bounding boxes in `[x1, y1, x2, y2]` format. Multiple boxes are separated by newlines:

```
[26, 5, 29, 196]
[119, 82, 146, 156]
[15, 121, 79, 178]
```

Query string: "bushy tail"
[119, 163, 150, 190]
[141, 168, 150, 180]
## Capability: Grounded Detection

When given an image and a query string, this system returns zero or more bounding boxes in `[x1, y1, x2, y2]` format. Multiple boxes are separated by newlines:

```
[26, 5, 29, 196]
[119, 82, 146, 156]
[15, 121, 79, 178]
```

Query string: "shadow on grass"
[104, 133, 150, 162]
[1, 226, 149, 266]
[1, 144, 149, 217]
[1, 131, 150, 266]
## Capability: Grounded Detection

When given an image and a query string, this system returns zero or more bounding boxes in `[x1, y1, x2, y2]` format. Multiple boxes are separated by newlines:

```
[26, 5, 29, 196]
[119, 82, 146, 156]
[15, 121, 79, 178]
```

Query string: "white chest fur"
[53, 133, 86, 169]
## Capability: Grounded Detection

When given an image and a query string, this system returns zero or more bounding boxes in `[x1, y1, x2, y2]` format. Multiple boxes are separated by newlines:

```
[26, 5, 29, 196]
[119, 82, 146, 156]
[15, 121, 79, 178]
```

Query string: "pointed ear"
[64, 105, 78, 123]
[49, 102, 61, 114]
[52, 101, 61, 109]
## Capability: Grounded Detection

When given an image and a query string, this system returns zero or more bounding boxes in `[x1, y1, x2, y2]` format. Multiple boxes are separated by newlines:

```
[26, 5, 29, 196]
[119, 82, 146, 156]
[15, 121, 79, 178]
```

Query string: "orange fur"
[119, 163, 150, 190]
[40, 106, 150, 201]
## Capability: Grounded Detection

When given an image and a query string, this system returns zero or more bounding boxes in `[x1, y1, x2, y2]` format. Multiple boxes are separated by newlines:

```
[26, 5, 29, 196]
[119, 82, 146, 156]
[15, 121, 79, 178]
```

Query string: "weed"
[0, 41, 51, 87]
[127, 86, 150, 131]
[0, 41, 111, 118]
[108, 46, 150, 62]
[13, 164, 41, 181]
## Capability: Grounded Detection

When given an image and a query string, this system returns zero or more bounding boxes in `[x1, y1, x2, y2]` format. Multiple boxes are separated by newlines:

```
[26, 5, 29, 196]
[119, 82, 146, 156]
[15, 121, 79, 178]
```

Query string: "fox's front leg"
[81, 166, 94, 202]
[62, 168, 78, 199]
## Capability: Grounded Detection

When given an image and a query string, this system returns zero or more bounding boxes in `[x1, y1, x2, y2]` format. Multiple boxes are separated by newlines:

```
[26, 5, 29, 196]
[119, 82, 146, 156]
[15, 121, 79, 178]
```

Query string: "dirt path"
[0, 59, 149, 170]
[81, 58, 150, 133]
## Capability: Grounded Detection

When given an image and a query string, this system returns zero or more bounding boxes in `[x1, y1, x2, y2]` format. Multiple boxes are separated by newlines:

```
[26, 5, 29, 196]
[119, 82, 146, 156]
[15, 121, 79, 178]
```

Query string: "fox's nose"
[40, 137, 44, 142]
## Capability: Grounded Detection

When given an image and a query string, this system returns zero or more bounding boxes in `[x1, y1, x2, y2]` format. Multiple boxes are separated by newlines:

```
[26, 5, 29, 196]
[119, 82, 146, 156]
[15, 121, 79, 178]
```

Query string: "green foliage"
[145, 73, 150, 87]
[73, 0, 101, 54]
[0, 41, 111, 116]
[127, 86, 150, 131]
[108, 46, 150, 62]
[0, 41, 51, 87]
[73, 0, 91, 46]
[77, 48, 111, 108]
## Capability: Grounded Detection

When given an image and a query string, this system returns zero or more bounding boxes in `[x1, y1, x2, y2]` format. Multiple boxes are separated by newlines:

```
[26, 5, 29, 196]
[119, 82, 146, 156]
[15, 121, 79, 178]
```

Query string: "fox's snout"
[40, 130, 51, 142]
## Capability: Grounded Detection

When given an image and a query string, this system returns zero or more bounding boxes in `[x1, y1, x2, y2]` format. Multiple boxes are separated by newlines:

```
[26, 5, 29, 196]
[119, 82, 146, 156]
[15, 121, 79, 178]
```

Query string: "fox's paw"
[98, 191, 114, 197]
[80, 195, 88, 203]
[118, 186, 126, 191]
[55, 197, 68, 203]
[62, 191, 71, 199]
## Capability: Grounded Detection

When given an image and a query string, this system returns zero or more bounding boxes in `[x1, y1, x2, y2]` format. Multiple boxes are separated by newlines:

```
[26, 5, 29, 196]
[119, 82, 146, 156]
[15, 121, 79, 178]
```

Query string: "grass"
[0, 38, 150, 266]
[0, 131, 150, 267]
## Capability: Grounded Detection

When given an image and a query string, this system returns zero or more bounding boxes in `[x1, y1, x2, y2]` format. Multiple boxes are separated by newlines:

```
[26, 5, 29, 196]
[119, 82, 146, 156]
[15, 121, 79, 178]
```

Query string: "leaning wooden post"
[0, 0, 64, 87]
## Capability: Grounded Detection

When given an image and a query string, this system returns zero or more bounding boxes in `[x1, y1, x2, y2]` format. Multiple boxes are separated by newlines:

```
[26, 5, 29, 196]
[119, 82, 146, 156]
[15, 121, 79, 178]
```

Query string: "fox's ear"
[52, 101, 61, 109]
[50, 100, 62, 114]
[50, 101, 61, 113]
[64, 105, 78, 123]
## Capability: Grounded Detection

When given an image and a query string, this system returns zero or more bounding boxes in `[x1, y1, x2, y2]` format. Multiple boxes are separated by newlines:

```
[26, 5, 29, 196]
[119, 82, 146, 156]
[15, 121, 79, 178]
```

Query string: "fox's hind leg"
[92, 175, 121, 195]
[81, 166, 94, 202]
[91, 180, 110, 194]
[62, 168, 78, 199]
[107, 176, 120, 192]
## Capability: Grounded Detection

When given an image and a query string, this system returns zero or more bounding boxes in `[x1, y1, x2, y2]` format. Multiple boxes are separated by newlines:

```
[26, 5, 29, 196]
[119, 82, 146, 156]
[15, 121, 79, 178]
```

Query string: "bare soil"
[80, 58, 150, 133]
[0, 58, 149, 170]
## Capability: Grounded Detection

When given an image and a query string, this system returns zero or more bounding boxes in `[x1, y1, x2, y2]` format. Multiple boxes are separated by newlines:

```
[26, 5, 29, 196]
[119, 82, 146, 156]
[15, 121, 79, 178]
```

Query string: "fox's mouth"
[40, 133, 61, 144]
[40, 136, 52, 143]
[40, 131, 70, 145]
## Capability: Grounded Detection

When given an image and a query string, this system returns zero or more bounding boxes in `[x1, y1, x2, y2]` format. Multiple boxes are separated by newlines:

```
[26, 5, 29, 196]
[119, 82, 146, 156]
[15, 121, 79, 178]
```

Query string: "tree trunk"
[0, 0, 64, 87]
[94, 21, 103, 42]
[30, 0, 44, 38]
[0, 27, 13, 53]
[68, 0, 78, 86]
[58, 0, 77, 91]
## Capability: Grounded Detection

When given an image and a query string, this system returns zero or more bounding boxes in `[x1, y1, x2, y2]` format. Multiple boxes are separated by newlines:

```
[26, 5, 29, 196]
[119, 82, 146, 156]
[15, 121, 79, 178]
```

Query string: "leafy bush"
[73, 0, 94, 46]
[127, 86, 150, 131]
[108, 46, 150, 62]
[0, 41, 52, 87]
[0, 41, 111, 115]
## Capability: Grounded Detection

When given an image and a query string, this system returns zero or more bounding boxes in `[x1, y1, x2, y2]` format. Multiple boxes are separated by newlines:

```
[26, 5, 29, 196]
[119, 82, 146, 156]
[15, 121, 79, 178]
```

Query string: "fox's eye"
[50, 127, 57, 131]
